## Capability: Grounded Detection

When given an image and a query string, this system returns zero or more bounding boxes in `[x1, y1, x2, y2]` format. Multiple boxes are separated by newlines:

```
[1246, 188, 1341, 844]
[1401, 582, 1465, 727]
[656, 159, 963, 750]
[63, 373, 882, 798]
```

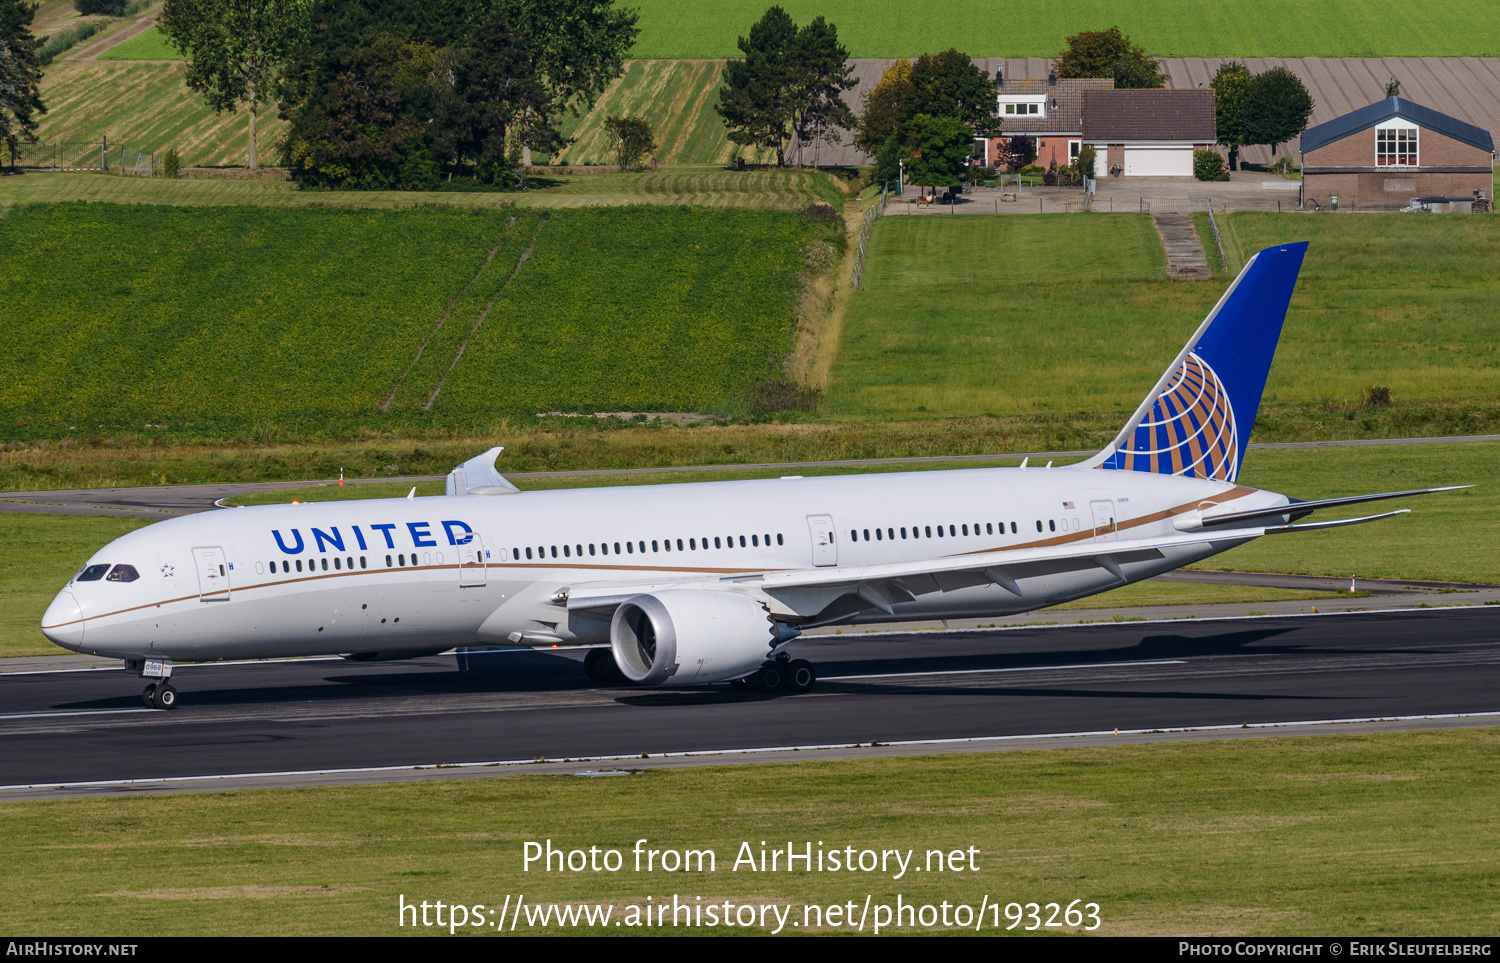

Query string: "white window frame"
[1069, 140, 1082, 161]
[998, 94, 1046, 119]
[1375, 120, 1419, 167]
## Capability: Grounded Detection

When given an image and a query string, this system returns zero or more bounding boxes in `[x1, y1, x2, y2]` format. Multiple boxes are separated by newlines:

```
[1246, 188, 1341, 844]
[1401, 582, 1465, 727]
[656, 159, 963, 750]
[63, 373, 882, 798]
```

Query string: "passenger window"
[524, 548, 531, 559]
[874, 529, 882, 541]
[936, 526, 943, 538]
[863, 529, 870, 540]
[321, 558, 329, 571]
[614, 542, 621, 554]
[511, 547, 519, 559]
[714, 537, 721, 549]
[550, 546, 557, 558]
[986, 523, 992, 535]
[690, 538, 697, 550]
[752, 535, 759, 546]
[297, 560, 304, 572]
[577, 544, 583, 556]
[1011, 522, 1017, 534]
[949, 525, 956, 536]
[777, 534, 784, 545]
[739, 536, 746, 547]
[677, 539, 684, 551]
[638, 541, 646, 553]
[348, 557, 354, 569]
[105, 564, 140, 583]
[334, 557, 342, 570]
[901, 528, 907, 539]
[652, 541, 658, 552]
[926, 526, 932, 537]
[563, 545, 571, 557]
[626, 542, 633, 554]
[589, 544, 596, 556]
[1049, 520, 1056, 532]
[1036, 521, 1043, 532]
[962, 525, 969, 536]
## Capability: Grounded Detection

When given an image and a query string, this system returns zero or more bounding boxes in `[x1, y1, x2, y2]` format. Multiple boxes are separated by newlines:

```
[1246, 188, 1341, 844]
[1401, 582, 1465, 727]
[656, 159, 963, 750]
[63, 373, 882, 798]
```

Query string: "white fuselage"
[41, 467, 1284, 662]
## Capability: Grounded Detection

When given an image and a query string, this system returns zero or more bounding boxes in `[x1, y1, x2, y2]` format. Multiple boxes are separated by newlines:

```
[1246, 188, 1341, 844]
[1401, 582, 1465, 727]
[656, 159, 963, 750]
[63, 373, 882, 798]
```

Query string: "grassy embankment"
[5, 441, 1489, 659]
[627, 0, 1500, 57]
[2, 729, 1497, 935]
[828, 213, 1500, 434]
[0, 202, 841, 443]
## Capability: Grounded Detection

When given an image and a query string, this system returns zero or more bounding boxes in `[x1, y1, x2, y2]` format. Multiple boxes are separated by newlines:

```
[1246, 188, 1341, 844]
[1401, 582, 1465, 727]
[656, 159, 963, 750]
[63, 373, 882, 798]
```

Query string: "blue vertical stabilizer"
[1075, 242, 1308, 482]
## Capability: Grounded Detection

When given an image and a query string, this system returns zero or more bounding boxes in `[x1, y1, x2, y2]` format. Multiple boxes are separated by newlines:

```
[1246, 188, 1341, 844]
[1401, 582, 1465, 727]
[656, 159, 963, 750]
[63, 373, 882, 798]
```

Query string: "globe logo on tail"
[1110, 352, 1239, 481]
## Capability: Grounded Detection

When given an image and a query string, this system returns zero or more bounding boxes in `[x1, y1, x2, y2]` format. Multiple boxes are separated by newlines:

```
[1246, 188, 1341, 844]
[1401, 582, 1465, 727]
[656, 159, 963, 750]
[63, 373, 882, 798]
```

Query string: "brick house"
[1300, 96, 1494, 210]
[976, 75, 1115, 170]
[1082, 89, 1217, 176]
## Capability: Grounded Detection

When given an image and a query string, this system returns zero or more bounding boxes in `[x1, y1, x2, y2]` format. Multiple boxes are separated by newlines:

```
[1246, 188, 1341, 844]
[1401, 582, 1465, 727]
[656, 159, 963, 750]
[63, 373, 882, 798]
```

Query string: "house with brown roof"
[1082, 89, 1217, 177]
[1299, 96, 1494, 211]
[977, 74, 1115, 170]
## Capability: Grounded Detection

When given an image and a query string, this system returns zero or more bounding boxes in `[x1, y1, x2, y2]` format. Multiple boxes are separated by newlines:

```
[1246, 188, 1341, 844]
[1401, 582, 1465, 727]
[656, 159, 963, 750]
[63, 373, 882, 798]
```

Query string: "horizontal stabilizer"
[1263, 509, 1410, 534]
[446, 447, 521, 496]
[1200, 485, 1472, 528]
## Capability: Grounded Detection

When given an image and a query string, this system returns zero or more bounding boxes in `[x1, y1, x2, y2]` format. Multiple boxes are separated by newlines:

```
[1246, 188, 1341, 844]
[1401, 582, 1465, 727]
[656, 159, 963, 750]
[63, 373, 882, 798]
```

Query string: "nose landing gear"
[142, 682, 179, 710]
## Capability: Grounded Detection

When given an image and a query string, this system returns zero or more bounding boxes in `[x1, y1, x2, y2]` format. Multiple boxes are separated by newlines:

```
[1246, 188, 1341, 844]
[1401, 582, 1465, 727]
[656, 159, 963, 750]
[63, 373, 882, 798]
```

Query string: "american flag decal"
[1062, 501, 1075, 509]
[1100, 352, 1240, 482]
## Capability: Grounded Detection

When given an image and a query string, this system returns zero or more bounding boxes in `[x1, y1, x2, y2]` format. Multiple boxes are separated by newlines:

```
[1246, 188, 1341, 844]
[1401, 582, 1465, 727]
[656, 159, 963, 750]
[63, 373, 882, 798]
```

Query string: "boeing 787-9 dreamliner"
[41, 242, 1468, 708]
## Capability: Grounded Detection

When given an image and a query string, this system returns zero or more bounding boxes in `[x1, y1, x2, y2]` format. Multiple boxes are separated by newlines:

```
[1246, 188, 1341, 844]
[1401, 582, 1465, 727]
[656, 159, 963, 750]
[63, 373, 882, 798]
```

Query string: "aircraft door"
[458, 533, 486, 587]
[1090, 500, 1117, 541]
[806, 514, 838, 567]
[193, 546, 231, 601]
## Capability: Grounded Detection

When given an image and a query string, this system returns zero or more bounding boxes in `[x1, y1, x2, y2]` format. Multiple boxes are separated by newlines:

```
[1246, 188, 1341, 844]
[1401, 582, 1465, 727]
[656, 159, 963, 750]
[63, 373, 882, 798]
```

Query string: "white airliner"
[42, 242, 1466, 708]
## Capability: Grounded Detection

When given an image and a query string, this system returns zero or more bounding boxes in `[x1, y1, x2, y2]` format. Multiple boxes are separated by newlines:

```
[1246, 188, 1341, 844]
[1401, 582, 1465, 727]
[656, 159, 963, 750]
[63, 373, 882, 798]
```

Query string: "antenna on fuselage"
[1020, 457, 1029, 470]
[407, 487, 416, 500]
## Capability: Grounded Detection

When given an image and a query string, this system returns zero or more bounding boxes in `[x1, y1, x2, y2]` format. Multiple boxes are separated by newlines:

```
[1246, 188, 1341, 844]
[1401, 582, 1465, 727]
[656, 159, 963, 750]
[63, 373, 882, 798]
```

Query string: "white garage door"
[1124, 147, 1193, 176]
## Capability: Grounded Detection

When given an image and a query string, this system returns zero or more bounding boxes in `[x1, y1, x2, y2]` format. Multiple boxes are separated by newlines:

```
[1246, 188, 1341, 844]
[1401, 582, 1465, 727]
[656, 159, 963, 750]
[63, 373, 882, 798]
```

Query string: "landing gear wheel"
[584, 648, 619, 683]
[154, 684, 179, 710]
[784, 659, 816, 694]
[142, 683, 158, 709]
[752, 661, 785, 694]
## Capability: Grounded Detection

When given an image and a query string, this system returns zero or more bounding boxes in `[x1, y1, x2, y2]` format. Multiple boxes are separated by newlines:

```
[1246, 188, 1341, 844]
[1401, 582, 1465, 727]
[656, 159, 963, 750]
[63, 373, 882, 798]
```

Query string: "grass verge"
[1, 730, 1497, 934]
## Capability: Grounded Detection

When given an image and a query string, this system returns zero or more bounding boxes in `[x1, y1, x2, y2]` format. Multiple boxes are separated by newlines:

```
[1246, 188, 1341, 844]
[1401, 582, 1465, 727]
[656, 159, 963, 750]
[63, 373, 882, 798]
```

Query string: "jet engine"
[610, 591, 783, 685]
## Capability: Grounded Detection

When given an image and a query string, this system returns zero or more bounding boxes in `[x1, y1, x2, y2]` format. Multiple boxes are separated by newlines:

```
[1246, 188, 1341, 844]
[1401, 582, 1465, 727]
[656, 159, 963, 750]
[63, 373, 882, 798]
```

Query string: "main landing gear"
[730, 655, 817, 695]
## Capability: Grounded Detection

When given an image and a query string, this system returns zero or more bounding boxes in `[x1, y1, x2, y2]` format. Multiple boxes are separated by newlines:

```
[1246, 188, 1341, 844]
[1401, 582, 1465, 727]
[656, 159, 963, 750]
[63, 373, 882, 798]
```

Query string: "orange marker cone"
[339, 467, 344, 487]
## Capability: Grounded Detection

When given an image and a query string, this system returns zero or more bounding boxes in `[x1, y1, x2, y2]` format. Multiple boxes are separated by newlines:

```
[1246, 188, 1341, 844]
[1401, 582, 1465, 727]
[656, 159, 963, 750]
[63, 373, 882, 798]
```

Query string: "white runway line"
[823, 659, 1187, 681]
[0, 708, 152, 721]
[5, 710, 1498, 794]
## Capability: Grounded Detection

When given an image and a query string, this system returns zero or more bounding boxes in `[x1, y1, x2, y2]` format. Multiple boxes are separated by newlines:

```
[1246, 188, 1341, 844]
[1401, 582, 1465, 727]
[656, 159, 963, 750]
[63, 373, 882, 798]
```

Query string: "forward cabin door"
[457, 533, 487, 587]
[806, 515, 838, 567]
[1090, 500, 1118, 541]
[193, 546, 230, 601]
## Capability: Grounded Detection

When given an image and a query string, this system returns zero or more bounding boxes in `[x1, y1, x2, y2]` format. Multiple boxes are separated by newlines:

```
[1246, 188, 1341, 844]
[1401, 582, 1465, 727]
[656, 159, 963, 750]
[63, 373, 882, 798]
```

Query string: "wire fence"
[2, 141, 158, 175]
[851, 184, 888, 290]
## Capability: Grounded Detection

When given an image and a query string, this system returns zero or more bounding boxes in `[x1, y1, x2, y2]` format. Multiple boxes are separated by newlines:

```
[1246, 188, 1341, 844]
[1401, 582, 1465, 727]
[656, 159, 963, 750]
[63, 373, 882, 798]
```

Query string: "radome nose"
[41, 591, 84, 649]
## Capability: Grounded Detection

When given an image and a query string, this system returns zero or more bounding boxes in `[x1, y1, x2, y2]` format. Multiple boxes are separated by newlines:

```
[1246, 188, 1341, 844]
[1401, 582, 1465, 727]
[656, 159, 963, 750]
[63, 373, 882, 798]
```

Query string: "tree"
[717, 5, 799, 166]
[1053, 26, 1164, 89]
[855, 58, 912, 155]
[787, 15, 854, 168]
[1385, 77, 1401, 97]
[908, 48, 999, 135]
[442, 0, 637, 177]
[603, 115, 655, 170]
[1241, 66, 1313, 158]
[1210, 61, 1251, 170]
[159, 0, 313, 169]
[901, 113, 973, 189]
[0, 0, 44, 165]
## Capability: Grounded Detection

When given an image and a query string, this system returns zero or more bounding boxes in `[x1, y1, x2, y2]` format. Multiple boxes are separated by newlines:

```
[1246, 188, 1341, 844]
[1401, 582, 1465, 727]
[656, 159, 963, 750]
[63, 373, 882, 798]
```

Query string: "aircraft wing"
[564, 526, 1268, 619]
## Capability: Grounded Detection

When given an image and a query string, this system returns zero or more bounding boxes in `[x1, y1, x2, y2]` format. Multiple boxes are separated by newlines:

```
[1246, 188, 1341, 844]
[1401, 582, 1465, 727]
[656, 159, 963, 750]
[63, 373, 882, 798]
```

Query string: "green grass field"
[4, 441, 1489, 658]
[0, 169, 836, 211]
[0, 202, 837, 441]
[31, 60, 282, 169]
[2, 730, 1497, 934]
[95, 24, 183, 60]
[544, 60, 775, 167]
[627, 0, 1500, 57]
[827, 212, 1500, 424]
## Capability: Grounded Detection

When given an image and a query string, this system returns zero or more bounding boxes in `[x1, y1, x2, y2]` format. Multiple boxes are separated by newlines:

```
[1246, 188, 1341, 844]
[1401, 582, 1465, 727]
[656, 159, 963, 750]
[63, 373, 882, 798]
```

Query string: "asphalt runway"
[2, 608, 1497, 798]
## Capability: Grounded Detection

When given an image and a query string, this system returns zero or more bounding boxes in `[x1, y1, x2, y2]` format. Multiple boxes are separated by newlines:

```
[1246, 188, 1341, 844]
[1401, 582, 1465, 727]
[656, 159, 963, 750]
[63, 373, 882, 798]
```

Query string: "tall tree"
[901, 113, 973, 189]
[854, 58, 912, 156]
[908, 48, 999, 135]
[788, 15, 854, 168]
[602, 114, 655, 170]
[1053, 26, 1164, 89]
[444, 0, 638, 174]
[159, 0, 314, 169]
[0, 0, 44, 165]
[717, 5, 799, 166]
[1211, 61, 1251, 170]
[1242, 66, 1313, 158]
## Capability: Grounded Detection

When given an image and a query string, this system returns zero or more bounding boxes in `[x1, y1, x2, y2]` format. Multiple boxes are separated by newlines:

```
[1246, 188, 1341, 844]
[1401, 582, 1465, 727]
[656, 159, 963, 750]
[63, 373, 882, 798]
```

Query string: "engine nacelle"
[610, 591, 780, 685]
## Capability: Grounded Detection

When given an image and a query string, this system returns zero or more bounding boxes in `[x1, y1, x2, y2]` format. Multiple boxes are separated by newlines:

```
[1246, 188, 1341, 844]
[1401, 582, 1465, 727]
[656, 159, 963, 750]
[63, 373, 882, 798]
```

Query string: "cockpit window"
[76, 564, 111, 582]
[105, 564, 140, 583]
